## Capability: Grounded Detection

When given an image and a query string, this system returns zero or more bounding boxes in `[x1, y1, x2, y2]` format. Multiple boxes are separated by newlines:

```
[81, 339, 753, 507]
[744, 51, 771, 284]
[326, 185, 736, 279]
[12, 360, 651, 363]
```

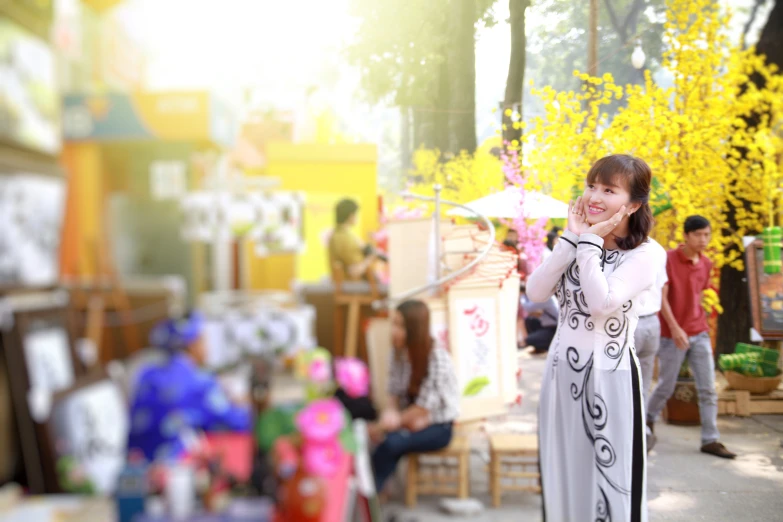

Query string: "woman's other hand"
[379, 408, 402, 432]
[586, 205, 627, 238]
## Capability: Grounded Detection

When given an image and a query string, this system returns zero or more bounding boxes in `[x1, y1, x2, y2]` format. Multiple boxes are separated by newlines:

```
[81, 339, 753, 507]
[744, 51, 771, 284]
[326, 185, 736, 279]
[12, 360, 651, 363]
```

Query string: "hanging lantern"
[762, 226, 781, 275]
[631, 40, 647, 70]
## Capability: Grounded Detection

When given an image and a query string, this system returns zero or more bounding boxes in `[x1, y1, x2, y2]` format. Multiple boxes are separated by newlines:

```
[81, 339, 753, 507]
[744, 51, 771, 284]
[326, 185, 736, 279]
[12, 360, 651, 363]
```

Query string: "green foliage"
[255, 406, 299, 453]
[338, 410, 358, 454]
[526, 0, 666, 110]
[346, 0, 498, 106]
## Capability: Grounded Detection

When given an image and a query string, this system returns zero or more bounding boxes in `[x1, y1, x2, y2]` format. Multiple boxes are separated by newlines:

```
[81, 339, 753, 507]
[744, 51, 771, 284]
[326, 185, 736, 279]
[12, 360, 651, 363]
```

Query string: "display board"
[448, 275, 520, 423]
[387, 217, 453, 299]
[199, 292, 316, 369]
[746, 238, 783, 340]
[0, 19, 60, 155]
[46, 373, 128, 494]
[365, 317, 392, 410]
[0, 292, 82, 493]
[0, 174, 66, 287]
[180, 190, 305, 257]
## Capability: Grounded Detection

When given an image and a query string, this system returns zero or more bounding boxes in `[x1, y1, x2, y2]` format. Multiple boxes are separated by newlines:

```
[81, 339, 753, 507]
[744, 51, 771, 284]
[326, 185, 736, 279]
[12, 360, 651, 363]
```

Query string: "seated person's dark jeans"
[372, 422, 453, 492]
[525, 317, 556, 352]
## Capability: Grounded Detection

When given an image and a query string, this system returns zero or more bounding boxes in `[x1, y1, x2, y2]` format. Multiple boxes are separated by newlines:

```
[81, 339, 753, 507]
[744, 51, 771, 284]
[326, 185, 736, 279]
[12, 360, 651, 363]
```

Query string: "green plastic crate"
[735, 343, 779, 365]
[760, 361, 782, 378]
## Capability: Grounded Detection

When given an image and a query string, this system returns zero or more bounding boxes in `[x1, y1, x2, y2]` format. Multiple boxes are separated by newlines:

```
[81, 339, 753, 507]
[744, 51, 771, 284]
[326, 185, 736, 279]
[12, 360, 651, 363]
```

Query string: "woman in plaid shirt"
[370, 300, 460, 492]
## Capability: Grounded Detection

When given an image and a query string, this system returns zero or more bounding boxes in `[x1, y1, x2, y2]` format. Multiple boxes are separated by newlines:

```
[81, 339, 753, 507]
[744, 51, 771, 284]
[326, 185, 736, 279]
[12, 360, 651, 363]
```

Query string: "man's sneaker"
[700, 441, 736, 459]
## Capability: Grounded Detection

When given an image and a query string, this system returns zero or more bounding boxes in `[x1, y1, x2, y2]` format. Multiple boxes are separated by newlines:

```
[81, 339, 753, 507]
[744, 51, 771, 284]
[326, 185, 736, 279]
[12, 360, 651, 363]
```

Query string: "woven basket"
[724, 371, 782, 395]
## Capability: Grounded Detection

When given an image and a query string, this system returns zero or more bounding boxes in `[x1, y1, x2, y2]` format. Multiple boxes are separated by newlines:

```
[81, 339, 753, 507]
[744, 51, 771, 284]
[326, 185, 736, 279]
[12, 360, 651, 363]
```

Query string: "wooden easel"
[69, 236, 140, 364]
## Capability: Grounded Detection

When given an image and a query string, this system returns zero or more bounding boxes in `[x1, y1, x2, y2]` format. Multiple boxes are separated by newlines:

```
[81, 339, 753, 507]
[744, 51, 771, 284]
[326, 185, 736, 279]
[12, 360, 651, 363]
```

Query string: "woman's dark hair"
[586, 154, 653, 250]
[684, 215, 710, 234]
[335, 199, 359, 225]
[545, 229, 559, 250]
[396, 299, 433, 399]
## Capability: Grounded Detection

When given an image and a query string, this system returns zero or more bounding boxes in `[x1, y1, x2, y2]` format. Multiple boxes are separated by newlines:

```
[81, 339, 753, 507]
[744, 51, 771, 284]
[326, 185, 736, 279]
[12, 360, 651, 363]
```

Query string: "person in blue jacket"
[127, 311, 251, 462]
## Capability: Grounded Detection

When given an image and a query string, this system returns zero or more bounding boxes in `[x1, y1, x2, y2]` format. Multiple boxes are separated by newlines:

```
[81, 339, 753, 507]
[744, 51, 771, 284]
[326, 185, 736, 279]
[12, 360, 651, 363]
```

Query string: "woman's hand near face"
[586, 205, 627, 238]
[567, 196, 591, 236]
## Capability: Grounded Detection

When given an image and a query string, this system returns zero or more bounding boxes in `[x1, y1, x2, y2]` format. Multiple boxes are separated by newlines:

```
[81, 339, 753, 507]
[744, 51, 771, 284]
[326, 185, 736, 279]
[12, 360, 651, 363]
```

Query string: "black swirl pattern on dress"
[604, 250, 621, 266]
[604, 300, 634, 371]
[567, 348, 629, 496]
[556, 275, 567, 326]
[568, 290, 595, 331]
[596, 486, 612, 522]
[565, 260, 580, 286]
[566, 347, 590, 400]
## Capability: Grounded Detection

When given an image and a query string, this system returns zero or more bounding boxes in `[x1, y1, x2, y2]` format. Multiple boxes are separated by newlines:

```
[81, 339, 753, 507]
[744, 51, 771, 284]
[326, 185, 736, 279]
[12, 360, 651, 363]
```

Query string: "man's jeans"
[634, 315, 661, 405]
[646, 332, 720, 445]
[371, 422, 453, 492]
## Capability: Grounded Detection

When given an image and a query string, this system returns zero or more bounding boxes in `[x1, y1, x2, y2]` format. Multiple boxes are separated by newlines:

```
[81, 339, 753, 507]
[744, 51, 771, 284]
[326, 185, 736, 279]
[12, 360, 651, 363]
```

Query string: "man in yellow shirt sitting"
[329, 199, 381, 281]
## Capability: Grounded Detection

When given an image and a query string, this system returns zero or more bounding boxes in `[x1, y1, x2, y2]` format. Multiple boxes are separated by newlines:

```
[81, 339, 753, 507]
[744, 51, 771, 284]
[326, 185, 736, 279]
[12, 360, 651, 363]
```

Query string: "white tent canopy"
[447, 188, 569, 220]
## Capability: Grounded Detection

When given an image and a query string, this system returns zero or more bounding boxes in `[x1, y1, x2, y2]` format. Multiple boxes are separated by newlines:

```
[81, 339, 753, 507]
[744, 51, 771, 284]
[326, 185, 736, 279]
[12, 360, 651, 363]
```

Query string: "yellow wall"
[247, 143, 378, 290]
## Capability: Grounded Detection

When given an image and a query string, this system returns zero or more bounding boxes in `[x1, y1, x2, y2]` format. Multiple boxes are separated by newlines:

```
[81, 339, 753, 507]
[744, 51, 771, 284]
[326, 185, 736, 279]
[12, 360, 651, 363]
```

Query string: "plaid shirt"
[388, 347, 460, 424]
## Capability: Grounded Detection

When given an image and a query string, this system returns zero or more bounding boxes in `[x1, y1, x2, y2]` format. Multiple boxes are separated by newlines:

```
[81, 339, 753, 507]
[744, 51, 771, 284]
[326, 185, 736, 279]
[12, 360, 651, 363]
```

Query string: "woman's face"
[188, 336, 207, 366]
[391, 310, 407, 351]
[582, 179, 632, 225]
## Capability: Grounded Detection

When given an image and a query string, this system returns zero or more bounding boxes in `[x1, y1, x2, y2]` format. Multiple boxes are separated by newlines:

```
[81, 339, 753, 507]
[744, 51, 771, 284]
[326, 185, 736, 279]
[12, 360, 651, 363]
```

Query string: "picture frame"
[447, 283, 511, 423]
[0, 174, 66, 287]
[746, 238, 783, 340]
[0, 290, 83, 493]
[43, 371, 129, 495]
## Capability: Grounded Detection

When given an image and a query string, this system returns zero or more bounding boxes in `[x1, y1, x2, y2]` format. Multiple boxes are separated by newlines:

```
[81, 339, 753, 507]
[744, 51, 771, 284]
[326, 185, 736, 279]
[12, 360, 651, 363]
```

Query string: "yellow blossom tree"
[508, 0, 783, 352]
[391, 0, 782, 354]
[400, 145, 507, 217]
[517, 0, 782, 268]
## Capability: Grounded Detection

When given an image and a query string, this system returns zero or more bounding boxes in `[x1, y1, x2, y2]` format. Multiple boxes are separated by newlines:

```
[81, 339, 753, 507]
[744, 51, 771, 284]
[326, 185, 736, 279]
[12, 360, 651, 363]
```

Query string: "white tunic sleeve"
[526, 230, 579, 302]
[576, 233, 666, 319]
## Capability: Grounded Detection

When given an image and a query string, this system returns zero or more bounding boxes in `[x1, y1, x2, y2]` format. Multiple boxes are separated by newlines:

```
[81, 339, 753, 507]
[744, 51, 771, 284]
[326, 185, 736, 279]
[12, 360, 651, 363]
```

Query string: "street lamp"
[632, 39, 646, 70]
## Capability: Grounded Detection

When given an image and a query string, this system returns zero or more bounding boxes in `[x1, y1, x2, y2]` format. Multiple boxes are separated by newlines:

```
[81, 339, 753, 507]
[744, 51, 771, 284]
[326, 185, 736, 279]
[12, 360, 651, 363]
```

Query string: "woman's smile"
[587, 204, 606, 216]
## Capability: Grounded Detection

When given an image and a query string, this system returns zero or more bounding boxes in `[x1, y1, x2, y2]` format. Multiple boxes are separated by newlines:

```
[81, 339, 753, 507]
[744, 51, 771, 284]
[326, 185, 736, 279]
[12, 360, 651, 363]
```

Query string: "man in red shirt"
[646, 216, 736, 458]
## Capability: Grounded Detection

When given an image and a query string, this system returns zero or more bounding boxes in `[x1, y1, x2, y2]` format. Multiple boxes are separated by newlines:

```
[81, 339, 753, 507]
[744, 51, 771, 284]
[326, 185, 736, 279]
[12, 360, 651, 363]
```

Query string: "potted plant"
[664, 361, 701, 425]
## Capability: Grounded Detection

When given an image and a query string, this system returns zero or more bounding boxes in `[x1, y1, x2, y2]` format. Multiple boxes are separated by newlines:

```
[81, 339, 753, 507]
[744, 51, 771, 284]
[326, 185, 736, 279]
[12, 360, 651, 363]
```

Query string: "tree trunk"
[435, 52, 451, 155]
[412, 108, 433, 150]
[502, 0, 530, 149]
[717, 0, 783, 355]
[445, 0, 477, 155]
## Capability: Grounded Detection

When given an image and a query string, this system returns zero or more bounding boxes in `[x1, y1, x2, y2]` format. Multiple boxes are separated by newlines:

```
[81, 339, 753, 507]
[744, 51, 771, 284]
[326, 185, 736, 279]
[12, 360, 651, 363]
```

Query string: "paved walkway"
[384, 352, 783, 521]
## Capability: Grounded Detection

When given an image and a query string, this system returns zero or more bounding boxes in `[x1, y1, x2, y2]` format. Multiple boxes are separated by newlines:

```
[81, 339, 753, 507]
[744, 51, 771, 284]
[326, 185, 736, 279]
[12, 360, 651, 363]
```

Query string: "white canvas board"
[50, 380, 128, 494]
[23, 327, 74, 394]
[0, 175, 65, 286]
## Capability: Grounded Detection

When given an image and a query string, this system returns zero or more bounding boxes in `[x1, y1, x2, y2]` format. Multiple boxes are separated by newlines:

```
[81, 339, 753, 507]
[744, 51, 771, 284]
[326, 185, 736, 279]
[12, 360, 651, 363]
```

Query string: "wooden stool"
[405, 435, 470, 507]
[329, 258, 382, 360]
[489, 433, 540, 507]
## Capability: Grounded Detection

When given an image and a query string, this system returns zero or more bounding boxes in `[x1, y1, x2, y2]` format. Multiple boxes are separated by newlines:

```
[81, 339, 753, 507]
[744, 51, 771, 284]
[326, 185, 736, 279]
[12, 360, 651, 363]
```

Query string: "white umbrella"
[447, 188, 569, 219]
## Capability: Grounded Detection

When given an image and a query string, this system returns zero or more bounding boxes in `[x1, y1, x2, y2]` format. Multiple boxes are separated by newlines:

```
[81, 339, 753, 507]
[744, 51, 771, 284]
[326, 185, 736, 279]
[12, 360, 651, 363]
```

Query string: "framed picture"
[0, 175, 66, 287]
[0, 291, 82, 493]
[447, 284, 507, 423]
[44, 371, 129, 494]
[746, 238, 783, 340]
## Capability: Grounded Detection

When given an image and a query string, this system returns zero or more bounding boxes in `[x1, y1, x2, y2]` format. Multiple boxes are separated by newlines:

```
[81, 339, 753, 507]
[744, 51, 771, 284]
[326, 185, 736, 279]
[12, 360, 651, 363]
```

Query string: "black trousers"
[524, 317, 556, 352]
